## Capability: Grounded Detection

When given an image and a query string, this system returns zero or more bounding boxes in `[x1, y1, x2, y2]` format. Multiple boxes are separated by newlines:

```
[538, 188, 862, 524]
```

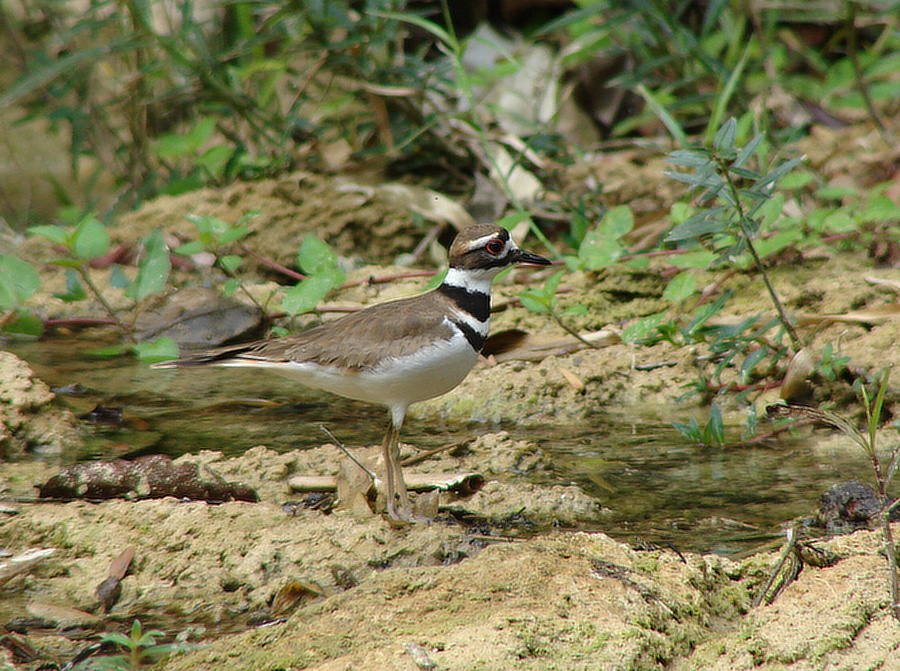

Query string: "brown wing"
[155, 292, 456, 372]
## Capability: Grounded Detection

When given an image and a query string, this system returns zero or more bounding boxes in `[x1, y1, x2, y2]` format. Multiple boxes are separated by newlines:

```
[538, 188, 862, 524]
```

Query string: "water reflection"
[537, 419, 869, 555]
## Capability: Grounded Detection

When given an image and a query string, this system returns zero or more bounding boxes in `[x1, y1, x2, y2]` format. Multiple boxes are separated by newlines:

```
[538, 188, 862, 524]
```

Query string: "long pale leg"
[383, 418, 414, 525]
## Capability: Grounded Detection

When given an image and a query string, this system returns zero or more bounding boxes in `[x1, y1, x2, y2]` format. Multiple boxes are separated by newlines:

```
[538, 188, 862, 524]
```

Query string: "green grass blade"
[635, 83, 689, 148]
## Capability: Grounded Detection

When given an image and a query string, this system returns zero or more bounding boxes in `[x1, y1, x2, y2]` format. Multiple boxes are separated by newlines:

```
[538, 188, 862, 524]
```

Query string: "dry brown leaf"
[108, 547, 135, 580]
[558, 366, 585, 393]
[781, 349, 815, 404]
[26, 602, 101, 627]
[271, 580, 326, 616]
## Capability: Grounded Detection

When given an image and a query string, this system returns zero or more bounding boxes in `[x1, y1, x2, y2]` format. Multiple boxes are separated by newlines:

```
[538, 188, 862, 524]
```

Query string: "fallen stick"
[288, 472, 484, 496]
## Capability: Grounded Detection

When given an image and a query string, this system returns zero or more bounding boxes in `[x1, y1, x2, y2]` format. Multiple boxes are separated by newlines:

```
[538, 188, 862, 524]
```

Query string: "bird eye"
[485, 238, 505, 255]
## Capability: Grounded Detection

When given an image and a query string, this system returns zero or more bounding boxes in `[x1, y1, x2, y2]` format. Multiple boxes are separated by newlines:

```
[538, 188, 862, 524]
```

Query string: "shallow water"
[7, 338, 873, 557]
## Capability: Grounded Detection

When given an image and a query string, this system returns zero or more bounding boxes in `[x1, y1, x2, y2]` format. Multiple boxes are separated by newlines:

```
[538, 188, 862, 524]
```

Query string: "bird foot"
[385, 497, 431, 527]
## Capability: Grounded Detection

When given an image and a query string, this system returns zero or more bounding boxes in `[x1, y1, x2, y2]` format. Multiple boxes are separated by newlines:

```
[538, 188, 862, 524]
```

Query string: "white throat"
[443, 266, 497, 294]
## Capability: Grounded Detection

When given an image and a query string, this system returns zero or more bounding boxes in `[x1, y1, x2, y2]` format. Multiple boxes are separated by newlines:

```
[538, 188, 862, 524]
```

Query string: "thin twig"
[548, 309, 600, 350]
[319, 424, 377, 483]
[752, 524, 801, 608]
[401, 440, 469, 467]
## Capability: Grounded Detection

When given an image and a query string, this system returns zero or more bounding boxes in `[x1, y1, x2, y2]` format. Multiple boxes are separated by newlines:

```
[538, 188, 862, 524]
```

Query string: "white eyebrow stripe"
[465, 233, 499, 249]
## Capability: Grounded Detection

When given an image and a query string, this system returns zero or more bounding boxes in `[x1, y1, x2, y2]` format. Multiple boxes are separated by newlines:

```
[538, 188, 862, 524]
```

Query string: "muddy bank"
[0, 351, 82, 459]
[3, 447, 899, 670]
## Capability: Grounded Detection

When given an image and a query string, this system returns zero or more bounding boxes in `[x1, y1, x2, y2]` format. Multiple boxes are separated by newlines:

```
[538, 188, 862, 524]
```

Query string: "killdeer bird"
[153, 223, 551, 524]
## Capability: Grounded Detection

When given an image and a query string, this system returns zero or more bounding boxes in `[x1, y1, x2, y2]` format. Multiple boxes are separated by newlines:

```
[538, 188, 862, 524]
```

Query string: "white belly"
[227, 332, 479, 410]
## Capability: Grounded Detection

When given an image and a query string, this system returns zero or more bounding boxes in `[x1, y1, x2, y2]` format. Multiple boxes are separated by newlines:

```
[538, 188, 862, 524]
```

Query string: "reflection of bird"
[153, 224, 551, 524]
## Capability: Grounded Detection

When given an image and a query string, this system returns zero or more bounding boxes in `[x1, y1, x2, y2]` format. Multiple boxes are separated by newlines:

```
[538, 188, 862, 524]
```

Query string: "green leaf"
[578, 207, 633, 270]
[219, 254, 242, 272]
[297, 235, 339, 276]
[198, 144, 234, 178]
[666, 149, 712, 168]
[134, 338, 179, 364]
[222, 278, 240, 296]
[672, 417, 701, 442]
[519, 292, 549, 313]
[733, 133, 764, 169]
[665, 207, 728, 242]
[728, 166, 762, 180]
[603, 205, 634, 238]
[0, 255, 40, 309]
[752, 229, 803, 259]
[281, 271, 342, 315]
[110, 265, 131, 290]
[48, 257, 84, 270]
[55, 268, 87, 302]
[779, 171, 815, 190]
[635, 83, 689, 148]
[0, 42, 128, 109]
[707, 43, 750, 145]
[569, 211, 590, 245]
[860, 195, 900, 223]
[816, 185, 858, 201]
[683, 292, 730, 336]
[544, 269, 565, 298]
[703, 402, 725, 447]
[424, 269, 446, 291]
[670, 202, 693, 225]
[1, 309, 43, 336]
[519, 271, 562, 315]
[153, 117, 217, 159]
[578, 231, 623, 270]
[755, 156, 804, 191]
[126, 229, 171, 302]
[621, 313, 666, 344]
[664, 168, 723, 189]
[174, 240, 205, 256]
[668, 250, 717, 269]
[217, 226, 251, 246]
[27, 224, 70, 245]
[822, 211, 857, 234]
[185, 214, 221, 239]
[740, 347, 769, 384]
[378, 10, 457, 51]
[99, 631, 134, 647]
[662, 272, 696, 302]
[713, 118, 737, 152]
[495, 211, 531, 231]
[72, 217, 110, 260]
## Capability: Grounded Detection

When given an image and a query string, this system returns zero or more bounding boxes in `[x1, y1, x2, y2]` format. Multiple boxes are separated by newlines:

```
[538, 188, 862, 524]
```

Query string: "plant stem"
[844, 1, 888, 141]
[77, 266, 134, 341]
[717, 157, 804, 351]
[882, 508, 900, 621]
